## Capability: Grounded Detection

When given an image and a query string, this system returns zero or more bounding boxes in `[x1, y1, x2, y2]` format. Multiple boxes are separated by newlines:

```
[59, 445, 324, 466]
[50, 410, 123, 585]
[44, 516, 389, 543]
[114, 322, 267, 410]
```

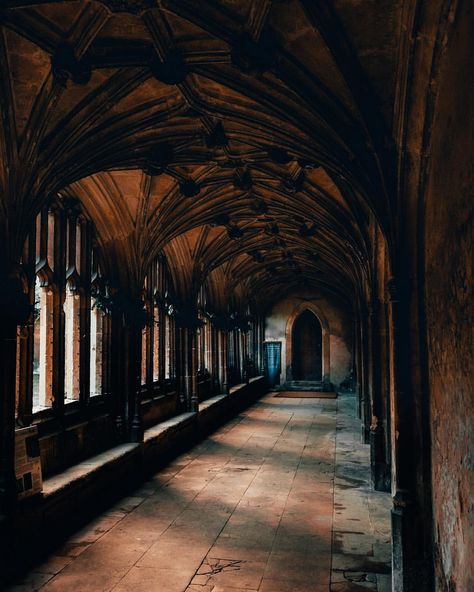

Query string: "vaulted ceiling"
[0, 0, 405, 310]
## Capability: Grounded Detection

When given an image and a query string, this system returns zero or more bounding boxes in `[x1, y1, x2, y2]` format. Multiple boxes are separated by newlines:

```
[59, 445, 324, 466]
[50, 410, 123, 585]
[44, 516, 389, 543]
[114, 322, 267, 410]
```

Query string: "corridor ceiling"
[0, 0, 401, 309]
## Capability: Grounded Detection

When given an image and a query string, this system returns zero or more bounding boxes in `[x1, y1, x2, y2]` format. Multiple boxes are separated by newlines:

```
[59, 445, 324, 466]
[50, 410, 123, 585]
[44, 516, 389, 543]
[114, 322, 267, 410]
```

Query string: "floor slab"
[8, 392, 391, 592]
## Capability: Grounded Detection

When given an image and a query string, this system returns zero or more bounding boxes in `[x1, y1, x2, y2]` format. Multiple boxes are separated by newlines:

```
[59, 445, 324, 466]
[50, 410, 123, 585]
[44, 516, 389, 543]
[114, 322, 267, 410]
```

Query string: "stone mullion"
[240, 330, 244, 382]
[146, 301, 154, 387]
[203, 321, 210, 374]
[0, 287, 20, 515]
[79, 220, 92, 406]
[122, 317, 136, 440]
[235, 329, 239, 381]
[145, 272, 153, 388]
[258, 317, 265, 374]
[171, 317, 177, 382]
[176, 324, 185, 408]
[129, 316, 144, 443]
[221, 330, 229, 394]
[236, 330, 242, 383]
[158, 304, 166, 391]
[190, 327, 199, 412]
[111, 309, 125, 441]
[150, 268, 157, 386]
[182, 327, 190, 410]
[0, 244, 33, 517]
[211, 325, 218, 393]
[51, 207, 66, 418]
[101, 310, 112, 401]
[241, 331, 248, 383]
[17, 225, 36, 426]
[251, 322, 257, 375]
[256, 319, 261, 374]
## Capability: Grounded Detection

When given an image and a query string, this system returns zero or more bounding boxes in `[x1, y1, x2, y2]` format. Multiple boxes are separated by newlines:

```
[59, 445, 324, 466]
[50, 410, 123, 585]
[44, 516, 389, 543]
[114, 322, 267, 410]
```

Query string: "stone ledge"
[40, 379, 265, 501]
[144, 411, 196, 443]
[199, 394, 227, 411]
[229, 382, 246, 394]
[42, 390, 251, 502]
[43, 443, 140, 499]
[8, 377, 266, 584]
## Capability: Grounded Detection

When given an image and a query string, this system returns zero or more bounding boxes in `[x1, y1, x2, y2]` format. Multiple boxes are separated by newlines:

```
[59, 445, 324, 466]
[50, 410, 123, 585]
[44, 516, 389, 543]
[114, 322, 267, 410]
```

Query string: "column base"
[130, 416, 144, 443]
[391, 491, 433, 592]
[190, 394, 199, 413]
[115, 416, 126, 442]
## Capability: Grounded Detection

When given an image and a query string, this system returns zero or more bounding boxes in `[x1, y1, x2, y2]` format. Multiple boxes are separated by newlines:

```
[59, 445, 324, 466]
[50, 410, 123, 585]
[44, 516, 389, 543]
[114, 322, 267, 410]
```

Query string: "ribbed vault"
[0, 0, 403, 310]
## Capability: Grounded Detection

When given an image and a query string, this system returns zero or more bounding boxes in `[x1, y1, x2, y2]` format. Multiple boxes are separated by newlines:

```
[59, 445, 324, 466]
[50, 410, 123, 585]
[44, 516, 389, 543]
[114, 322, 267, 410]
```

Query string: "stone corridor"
[9, 393, 391, 592]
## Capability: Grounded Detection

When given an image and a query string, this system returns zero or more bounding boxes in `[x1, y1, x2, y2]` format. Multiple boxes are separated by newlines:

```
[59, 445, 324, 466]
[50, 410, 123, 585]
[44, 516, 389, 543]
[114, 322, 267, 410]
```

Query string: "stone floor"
[8, 391, 392, 592]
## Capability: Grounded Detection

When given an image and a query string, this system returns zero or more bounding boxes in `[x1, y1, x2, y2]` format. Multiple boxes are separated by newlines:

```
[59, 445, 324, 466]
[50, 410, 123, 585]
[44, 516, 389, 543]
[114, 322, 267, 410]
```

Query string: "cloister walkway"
[9, 392, 391, 592]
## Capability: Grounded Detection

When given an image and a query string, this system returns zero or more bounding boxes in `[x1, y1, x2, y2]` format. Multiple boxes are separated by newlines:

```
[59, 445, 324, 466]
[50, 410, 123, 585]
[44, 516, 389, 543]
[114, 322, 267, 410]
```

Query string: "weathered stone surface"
[7, 392, 391, 591]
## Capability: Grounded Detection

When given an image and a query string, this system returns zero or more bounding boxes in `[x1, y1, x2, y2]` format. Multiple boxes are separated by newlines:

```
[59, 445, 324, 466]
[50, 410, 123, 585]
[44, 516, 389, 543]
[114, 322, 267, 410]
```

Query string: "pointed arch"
[285, 301, 330, 383]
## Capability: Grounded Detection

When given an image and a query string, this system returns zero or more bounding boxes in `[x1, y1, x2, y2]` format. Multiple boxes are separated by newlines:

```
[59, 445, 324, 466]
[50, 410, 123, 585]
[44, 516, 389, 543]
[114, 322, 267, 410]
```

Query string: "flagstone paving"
[8, 392, 391, 592]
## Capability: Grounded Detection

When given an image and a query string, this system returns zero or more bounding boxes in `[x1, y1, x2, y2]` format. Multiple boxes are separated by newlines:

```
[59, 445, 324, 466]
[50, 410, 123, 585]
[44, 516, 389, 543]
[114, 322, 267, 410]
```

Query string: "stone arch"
[285, 302, 330, 384]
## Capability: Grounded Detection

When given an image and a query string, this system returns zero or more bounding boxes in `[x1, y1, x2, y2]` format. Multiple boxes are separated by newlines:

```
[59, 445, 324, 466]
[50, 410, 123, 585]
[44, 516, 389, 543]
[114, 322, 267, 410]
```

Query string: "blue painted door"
[264, 342, 281, 387]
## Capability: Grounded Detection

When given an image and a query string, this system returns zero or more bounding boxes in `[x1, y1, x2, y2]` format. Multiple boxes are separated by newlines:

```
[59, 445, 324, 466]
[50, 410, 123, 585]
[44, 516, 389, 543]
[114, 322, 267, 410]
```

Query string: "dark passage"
[292, 310, 322, 381]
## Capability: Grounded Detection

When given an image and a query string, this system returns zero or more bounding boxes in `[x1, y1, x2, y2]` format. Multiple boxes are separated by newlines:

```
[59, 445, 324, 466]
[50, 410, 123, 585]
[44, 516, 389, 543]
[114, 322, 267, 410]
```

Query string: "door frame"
[285, 302, 330, 382]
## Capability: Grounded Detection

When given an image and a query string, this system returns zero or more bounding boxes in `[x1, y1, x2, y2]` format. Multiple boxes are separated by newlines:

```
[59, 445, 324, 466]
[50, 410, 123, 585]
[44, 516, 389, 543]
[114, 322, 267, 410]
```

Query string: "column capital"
[174, 305, 203, 330]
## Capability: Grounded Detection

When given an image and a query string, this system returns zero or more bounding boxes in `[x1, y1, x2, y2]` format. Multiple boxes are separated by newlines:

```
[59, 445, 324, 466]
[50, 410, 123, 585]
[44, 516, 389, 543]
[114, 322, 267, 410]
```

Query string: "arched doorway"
[292, 310, 323, 381]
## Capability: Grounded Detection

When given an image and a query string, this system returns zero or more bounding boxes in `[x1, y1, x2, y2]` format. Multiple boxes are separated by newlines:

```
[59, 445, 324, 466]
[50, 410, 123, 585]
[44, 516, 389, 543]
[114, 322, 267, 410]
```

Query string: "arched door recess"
[285, 302, 330, 385]
[292, 310, 323, 381]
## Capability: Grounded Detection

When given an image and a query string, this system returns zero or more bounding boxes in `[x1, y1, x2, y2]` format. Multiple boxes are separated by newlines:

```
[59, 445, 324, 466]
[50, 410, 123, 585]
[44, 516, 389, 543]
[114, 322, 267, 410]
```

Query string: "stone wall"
[264, 290, 352, 387]
[424, 3, 474, 590]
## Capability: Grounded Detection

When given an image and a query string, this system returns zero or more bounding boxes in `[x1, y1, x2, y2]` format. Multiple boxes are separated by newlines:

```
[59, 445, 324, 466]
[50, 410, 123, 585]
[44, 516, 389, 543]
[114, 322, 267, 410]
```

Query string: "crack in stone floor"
[7, 392, 391, 592]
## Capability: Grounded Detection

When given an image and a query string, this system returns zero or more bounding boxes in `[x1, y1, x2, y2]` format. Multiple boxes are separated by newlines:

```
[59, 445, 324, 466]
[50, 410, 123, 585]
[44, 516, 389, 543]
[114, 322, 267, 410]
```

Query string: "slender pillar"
[219, 330, 229, 394]
[176, 325, 185, 408]
[368, 298, 390, 492]
[359, 306, 371, 443]
[181, 326, 189, 408]
[388, 278, 431, 592]
[129, 310, 144, 443]
[190, 327, 199, 412]
[242, 330, 249, 383]
[211, 326, 218, 393]
[111, 307, 125, 441]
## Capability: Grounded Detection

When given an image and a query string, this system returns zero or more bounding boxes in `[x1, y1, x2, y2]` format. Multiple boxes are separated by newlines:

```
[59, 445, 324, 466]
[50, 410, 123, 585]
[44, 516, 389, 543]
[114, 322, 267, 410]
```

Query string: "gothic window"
[15, 196, 107, 423]
[141, 255, 176, 390]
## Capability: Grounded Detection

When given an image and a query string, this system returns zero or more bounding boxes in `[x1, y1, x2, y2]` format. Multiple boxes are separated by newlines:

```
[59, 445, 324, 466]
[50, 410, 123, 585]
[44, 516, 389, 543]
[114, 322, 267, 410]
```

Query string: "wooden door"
[292, 310, 322, 381]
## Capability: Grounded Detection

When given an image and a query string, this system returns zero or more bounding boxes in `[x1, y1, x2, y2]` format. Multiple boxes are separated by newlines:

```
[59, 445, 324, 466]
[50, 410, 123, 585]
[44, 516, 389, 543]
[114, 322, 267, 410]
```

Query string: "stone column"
[388, 278, 431, 592]
[110, 306, 125, 441]
[129, 310, 144, 443]
[242, 330, 249, 383]
[368, 298, 390, 492]
[176, 325, 185, 409]
[218, 329, 229, 394]
[211, 325, 218, 393]
[0, 275, 31, 515]
[112, 297, 144, 444]
[189, 327, 199, 412]
[359, 306, 371, 443]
